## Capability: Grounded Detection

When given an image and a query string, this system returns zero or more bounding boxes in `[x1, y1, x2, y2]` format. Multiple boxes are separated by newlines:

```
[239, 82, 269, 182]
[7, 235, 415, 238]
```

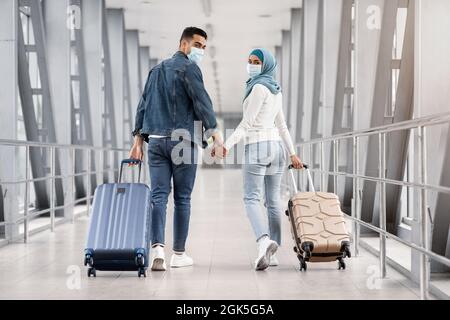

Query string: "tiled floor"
[0, 168, 427, 300]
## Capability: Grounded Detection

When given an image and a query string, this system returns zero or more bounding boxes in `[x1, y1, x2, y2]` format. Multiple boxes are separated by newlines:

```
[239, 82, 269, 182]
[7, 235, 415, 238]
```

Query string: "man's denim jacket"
[132, 51, 218, 148]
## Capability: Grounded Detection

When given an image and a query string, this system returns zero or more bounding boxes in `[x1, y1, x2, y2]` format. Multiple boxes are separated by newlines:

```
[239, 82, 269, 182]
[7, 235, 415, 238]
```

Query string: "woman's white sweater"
[224, 84, 296, 156]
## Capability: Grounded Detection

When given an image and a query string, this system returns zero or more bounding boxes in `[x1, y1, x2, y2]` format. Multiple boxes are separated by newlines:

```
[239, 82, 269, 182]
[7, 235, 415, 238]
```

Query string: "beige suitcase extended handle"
[288, 164, 316, 194]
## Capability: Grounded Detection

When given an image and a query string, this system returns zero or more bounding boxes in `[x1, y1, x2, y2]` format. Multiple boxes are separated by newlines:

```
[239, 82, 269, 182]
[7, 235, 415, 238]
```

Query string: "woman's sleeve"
[275, 107, 296, 156]
[224, 85, 266, 151]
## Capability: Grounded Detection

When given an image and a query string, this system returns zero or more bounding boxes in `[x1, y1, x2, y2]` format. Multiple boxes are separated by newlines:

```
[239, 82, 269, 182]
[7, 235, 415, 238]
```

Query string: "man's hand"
[211, 131, 223, 146]
[129, 136, 144, 165]
[290, 155, 304, 170]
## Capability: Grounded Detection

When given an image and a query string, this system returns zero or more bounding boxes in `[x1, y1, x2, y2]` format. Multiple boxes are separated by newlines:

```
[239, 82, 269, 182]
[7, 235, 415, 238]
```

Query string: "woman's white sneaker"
[255, 237, 278, 271]
[151, 246, 167, 271]
[170, 253, 194, 268]
[269, 255, 279, 267]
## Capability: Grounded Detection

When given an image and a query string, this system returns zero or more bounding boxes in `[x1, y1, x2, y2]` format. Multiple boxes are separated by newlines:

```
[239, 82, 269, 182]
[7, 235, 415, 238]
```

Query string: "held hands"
[290, 154, 304, 170]
[210, 132, 228, 160]
[211, 144, 228, 159]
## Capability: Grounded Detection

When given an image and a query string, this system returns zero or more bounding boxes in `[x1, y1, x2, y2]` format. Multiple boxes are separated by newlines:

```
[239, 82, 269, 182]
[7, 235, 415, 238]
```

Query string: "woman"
[220, 48, 303, 271]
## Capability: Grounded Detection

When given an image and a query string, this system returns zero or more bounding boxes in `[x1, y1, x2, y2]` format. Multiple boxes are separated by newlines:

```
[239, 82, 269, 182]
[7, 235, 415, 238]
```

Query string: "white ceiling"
[106, 0, 302, 113]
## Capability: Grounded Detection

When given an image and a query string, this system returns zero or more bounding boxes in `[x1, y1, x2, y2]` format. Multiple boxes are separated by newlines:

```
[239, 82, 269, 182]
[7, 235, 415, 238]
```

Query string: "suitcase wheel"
[305, 251, 312, 260]
[84, 255, 93, 267]
[300, 261, 307, 272]
[338, 258, 346, 270]
[297, 255, 307, 271]
[301, 242, 314, 260]
[344, 246, 351, 259]
[138, 267, 147, 278]
[285, 210, 289, 217]
[341, 241, 352, 259]
[87, 267, 96, 278]
[135, 254, 145, 267]
[343, 250, 351, 259]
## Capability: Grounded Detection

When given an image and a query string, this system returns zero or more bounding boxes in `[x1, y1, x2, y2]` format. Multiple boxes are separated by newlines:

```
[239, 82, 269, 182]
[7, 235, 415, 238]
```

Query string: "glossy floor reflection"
[0, 168, 427, 300]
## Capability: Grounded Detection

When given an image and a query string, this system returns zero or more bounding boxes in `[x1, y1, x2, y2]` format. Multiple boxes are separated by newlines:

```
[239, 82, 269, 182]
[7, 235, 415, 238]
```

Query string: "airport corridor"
[0, 169, 425, 300]
[2, 0, 450, 304]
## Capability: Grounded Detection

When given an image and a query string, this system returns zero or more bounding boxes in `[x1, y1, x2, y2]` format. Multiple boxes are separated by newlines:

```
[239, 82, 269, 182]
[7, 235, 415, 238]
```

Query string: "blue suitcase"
[84, 159, 151, 278]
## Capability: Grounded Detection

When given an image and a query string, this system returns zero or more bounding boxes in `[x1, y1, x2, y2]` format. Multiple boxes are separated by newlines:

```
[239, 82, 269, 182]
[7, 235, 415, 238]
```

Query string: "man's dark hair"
[180, 27, 208, 43]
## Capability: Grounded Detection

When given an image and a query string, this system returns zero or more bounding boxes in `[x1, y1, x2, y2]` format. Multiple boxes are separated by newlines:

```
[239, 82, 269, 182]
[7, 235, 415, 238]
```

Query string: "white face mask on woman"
[247, 64, 262, 78]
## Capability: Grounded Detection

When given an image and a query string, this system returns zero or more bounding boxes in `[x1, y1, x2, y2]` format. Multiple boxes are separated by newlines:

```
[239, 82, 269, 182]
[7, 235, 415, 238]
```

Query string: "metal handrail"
[305, 169, 450, 195]
[0, 168, 120, 185]
[0, 140, 131, 242]
[296, 111, 450, 145]
[0, 195, 94, 227]
[345, 215, 450, 268]
[0, 138, 127, 151]
[289, 111, 450, 300]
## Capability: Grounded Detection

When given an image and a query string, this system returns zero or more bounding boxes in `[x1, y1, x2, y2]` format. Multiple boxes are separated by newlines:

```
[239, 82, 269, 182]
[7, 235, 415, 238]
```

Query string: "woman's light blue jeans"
[243, 141, 287, 245]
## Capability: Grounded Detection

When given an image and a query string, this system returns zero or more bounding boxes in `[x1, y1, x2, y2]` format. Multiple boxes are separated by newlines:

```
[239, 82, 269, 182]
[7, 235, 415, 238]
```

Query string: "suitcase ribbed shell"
[289, 192, 350, 262]
[86, 183, 151, 251]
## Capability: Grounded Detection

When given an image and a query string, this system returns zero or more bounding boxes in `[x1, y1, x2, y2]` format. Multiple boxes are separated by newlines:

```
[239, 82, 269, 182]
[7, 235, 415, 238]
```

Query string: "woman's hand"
[211, 144, 228, 159]
[290, 155, 304, 170]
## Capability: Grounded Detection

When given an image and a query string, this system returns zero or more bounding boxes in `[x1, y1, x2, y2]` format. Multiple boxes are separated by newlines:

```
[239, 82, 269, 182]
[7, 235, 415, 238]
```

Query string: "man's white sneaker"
[151, 246, 166, 271]
[255, 237, 278, 271]
[269, 255, 279, 267]
[170, 253, 194, 268]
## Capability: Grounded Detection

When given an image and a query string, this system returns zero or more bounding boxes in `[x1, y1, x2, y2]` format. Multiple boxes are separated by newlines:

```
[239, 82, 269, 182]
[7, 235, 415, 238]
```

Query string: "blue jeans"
[148, 138, 198, 252]
[243, 141, 286, 245]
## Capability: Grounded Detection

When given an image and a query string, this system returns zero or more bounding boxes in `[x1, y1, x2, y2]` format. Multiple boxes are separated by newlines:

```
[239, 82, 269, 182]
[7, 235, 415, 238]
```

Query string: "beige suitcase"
[286, 165, 351, 271]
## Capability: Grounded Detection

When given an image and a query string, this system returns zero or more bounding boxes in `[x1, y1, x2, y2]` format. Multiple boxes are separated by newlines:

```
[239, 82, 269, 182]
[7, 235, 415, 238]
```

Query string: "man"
[129, 27, 224, 271]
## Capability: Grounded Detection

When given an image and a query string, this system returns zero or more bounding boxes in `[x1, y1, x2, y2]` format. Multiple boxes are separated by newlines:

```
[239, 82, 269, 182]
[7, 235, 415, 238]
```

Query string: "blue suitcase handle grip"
[121, 159, 142, 165]
[119, 159, 142, 183]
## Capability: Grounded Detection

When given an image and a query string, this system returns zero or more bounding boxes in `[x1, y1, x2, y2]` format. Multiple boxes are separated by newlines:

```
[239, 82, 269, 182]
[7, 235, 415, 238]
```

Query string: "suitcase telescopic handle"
[119, 159, 142, 184]
[288, 164, 316, 194]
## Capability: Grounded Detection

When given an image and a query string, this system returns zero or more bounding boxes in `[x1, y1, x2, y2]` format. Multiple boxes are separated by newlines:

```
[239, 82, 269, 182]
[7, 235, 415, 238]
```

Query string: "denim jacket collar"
[174, 51, 188, 59]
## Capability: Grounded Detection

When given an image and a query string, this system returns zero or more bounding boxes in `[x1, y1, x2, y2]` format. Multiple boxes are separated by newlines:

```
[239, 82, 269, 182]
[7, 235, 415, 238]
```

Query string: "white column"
[289, 8, 302, 140]
[301, 1, 320, 142]
[322, 0, 343, 138]
[106, 9, 125, 149]
[126, 30, 142, 130]
[414, 0, 450, 275]
[82, 0, 104, 186]
[355, 0, 384, 181]
[45, 0, 73, 218]
[0, 0, 19, 240]
[281, 30, 291, 124]
[140, 46, 150, 91]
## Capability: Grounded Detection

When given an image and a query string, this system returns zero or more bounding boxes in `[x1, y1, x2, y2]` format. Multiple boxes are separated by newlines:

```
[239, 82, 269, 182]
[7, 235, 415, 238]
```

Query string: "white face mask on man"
[247, 64, 262, 78]
[188, 47, 205, 65]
